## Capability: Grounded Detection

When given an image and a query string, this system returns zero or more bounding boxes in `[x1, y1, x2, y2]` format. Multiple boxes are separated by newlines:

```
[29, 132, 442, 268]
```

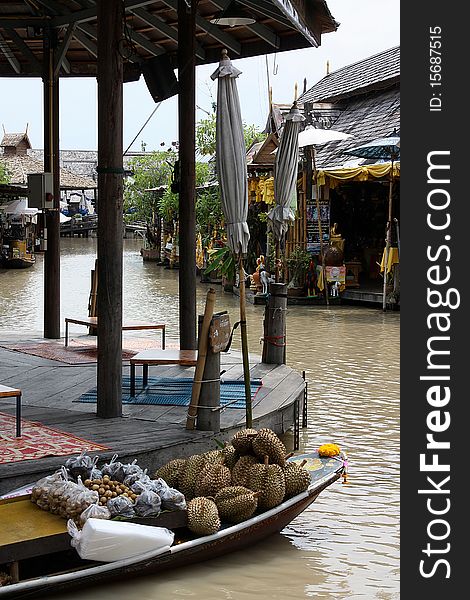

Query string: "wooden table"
[64, 317, 166, 349]
[129, 349, 198, 396]
[0, 384, 22, 437]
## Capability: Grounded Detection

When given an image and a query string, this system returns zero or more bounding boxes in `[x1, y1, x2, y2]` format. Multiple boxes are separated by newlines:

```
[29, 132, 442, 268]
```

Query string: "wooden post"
[178, 0, 197, 350]
[262, 282, 287, 364]
[96, 0, 123, 418]
[43, 26, 60, 339]
[186, 288, 216, 429]
[197, 315, 221, 432]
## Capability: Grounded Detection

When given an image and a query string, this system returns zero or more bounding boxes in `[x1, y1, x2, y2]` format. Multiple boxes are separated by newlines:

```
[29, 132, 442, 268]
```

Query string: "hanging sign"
[209, 313, 231, 353]
[326, 266, 346, 283]
[306, 200, 330, 253]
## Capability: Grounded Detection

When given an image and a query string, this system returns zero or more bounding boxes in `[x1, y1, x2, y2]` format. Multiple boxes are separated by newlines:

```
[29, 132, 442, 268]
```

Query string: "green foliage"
[158, 188, 179, 222]
[124, 151, 175, 221]
[196, 162, 210, 186]
[204, 245, 236, 283]
[286, 246, 311, 287]
[0, 163, 11, 184]
[196, 189, 224, 246]
[195, 111, 266, 157]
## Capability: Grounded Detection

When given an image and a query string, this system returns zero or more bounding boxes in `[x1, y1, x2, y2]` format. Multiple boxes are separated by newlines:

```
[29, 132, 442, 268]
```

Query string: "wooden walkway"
[0, 340, 305, 495]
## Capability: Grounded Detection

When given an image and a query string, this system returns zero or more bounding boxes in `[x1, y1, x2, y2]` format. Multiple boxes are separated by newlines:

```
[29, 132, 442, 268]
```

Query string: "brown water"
[0, 239, 400, 599]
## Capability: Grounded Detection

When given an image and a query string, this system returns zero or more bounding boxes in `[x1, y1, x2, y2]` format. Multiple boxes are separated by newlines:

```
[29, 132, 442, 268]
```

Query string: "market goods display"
[214, 486, 259, 523]
[282, 460, 310, 498]
[194, 462, 231, 497]
[29, 428, 322, 542]
[154, 458, 186, 488]
[231, 428, 258, 454]
[252, 428, 287, 466]
[187, 497, 221, 535]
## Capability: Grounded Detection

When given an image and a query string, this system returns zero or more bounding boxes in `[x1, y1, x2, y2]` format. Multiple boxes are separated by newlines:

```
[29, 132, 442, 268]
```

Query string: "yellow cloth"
[317, 162, 400, 188]
[248, 176, 275, 205]
[380, 247, 400, 274]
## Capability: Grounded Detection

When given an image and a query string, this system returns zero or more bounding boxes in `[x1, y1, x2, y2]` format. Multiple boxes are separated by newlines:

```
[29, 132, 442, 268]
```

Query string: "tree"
[196, 111, 266, 157]
[0, 163, 11, 184]
[124, 151, 175, 222]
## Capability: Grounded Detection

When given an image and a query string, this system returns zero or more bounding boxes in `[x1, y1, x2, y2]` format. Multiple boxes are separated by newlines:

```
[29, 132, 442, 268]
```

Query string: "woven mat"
[76, 376, 263, 409]
[0, 412, 108, 465]
[0, 337, 164, 365]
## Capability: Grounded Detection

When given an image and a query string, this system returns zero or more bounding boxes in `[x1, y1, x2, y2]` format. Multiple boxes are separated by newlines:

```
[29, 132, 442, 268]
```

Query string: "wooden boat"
[0, 452, 345, 599]
[0, 240, 35, 269]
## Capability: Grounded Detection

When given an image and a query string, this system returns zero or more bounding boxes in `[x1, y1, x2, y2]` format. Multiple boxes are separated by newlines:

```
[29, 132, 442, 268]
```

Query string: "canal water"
[0, 239, 400, 599]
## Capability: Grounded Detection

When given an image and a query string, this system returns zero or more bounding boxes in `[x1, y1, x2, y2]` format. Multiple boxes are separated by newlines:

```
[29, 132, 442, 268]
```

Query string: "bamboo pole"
[239, 254, 253, 428]
[311, 148, 329, 306]
[186, 287, 216, 430]
[382, 158, 394, 311]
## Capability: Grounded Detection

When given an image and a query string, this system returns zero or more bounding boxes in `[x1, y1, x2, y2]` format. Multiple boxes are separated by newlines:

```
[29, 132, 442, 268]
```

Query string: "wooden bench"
[64, 317, 166, 349]
[0, 385, 22, 437]
[129, 349, 198, 397]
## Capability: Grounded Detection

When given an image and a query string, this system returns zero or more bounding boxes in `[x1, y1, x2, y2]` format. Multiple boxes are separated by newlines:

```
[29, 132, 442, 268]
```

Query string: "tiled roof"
[298, 46, 400, 103]
[0, 153, 97, 189]
[314, 87, 400, 169]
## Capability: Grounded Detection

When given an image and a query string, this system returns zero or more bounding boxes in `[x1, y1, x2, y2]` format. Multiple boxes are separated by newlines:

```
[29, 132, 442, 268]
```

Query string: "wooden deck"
[0, 339, 305, 495]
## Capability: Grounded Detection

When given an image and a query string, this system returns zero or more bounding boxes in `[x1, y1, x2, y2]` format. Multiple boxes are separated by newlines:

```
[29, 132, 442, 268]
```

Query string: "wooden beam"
[239, 0, 292, 28]
[54, 23, 75, 76]
[0, 32, 21, 74]
[3, 27, 41, 73]
[178, 0, 197, 350]
[73, 28, 98, 56]
[161, 0, 242, 55]
[96, 0, 124, 418]
[130, 6, 206, 60]
[50, 0, 157, 27]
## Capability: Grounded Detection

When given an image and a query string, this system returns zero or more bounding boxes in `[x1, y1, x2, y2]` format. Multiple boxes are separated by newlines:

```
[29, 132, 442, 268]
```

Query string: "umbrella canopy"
[211, 49, 249, 256]
[343, 131, 400, 161]
[298, 125, 351, 148]
[0, 197, 38, 216]
[268, 102, 305, 243]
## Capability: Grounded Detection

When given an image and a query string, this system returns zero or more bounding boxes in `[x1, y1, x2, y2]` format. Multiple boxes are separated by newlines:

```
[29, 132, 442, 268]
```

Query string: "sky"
[1, 0, 399, 153]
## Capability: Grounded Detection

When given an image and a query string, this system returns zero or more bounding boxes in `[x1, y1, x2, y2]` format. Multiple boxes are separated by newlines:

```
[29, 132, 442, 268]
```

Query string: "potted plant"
[286, 246, 311, 296]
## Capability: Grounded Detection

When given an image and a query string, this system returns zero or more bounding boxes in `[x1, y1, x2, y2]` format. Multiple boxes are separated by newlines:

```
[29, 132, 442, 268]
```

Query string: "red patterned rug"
[0, 337, 166, 365]
[0, 412, 109, 464]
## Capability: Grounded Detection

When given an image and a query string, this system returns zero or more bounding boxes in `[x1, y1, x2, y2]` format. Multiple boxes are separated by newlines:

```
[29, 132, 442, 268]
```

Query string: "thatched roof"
[1, 132, 31, 149]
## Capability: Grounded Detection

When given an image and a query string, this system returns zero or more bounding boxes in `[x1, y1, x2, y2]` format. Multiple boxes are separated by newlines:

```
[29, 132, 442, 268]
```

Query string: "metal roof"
[0, 1, 338, 77]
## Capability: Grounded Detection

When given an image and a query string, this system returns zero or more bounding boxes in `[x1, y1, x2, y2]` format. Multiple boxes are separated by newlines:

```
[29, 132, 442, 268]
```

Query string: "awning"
[317, 162, 400, 188]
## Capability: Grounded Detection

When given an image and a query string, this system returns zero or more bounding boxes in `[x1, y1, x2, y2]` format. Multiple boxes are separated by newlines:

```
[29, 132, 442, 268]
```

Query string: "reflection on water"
[0, 239, 400, 599]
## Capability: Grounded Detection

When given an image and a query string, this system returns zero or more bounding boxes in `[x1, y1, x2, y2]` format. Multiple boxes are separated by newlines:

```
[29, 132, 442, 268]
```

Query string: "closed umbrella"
[268, 101, 304, 280]
[211, 49, 252, 427]
[344, 130, 400, 310]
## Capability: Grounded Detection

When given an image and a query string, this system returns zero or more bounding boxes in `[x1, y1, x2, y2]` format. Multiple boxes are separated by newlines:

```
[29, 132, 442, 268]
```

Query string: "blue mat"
[75, 376, 262, 409]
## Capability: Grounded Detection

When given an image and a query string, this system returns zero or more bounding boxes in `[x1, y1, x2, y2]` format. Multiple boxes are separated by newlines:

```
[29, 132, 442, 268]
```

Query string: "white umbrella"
[268, 102, 304, 276]
[211, 49, 252, 427]
[298, 125, 351, 148]
[1, 197, 38, 216]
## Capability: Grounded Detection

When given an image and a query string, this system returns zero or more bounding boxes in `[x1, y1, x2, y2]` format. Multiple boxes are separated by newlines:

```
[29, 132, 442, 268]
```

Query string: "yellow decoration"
[317, 162, 400, 188]
[318, 443, 341, 457]
[248, 176, 275, 205]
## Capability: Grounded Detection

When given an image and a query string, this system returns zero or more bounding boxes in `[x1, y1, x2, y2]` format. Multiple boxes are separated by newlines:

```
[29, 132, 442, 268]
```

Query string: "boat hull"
[0, 454, 344, 599]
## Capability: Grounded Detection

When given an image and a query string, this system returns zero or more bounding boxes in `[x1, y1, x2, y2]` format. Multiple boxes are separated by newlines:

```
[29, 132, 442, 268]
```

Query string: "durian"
[178, 454, 206, 500]
[231, 428, 258, 454]
[203, 449, 225, 464]
[283, 460, 310, 498]
[215, 486, 259, 523]
[154, 458, 186, 488]
[247, 459, 286, 510]
[221, 443, 239, 469]
[231, 455, 258, 487]
[187, 497, 221, 535]
[252, 428, 287, 466]
[195, 462, 231, 497]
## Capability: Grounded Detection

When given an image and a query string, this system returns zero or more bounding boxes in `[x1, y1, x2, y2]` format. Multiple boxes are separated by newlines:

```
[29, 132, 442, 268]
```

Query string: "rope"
[261, 334, 286, 348]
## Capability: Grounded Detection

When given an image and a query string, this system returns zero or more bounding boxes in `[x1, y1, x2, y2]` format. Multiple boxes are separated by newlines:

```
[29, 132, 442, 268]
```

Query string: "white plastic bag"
[67, 518, 174, 562]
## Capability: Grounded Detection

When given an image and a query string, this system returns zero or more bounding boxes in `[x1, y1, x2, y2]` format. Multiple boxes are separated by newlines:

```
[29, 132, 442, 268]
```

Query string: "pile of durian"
[154, 428, 311, 537]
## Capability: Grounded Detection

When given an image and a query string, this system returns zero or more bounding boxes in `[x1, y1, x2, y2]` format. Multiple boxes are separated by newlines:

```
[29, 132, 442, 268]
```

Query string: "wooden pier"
[0, 340, 305, 495]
